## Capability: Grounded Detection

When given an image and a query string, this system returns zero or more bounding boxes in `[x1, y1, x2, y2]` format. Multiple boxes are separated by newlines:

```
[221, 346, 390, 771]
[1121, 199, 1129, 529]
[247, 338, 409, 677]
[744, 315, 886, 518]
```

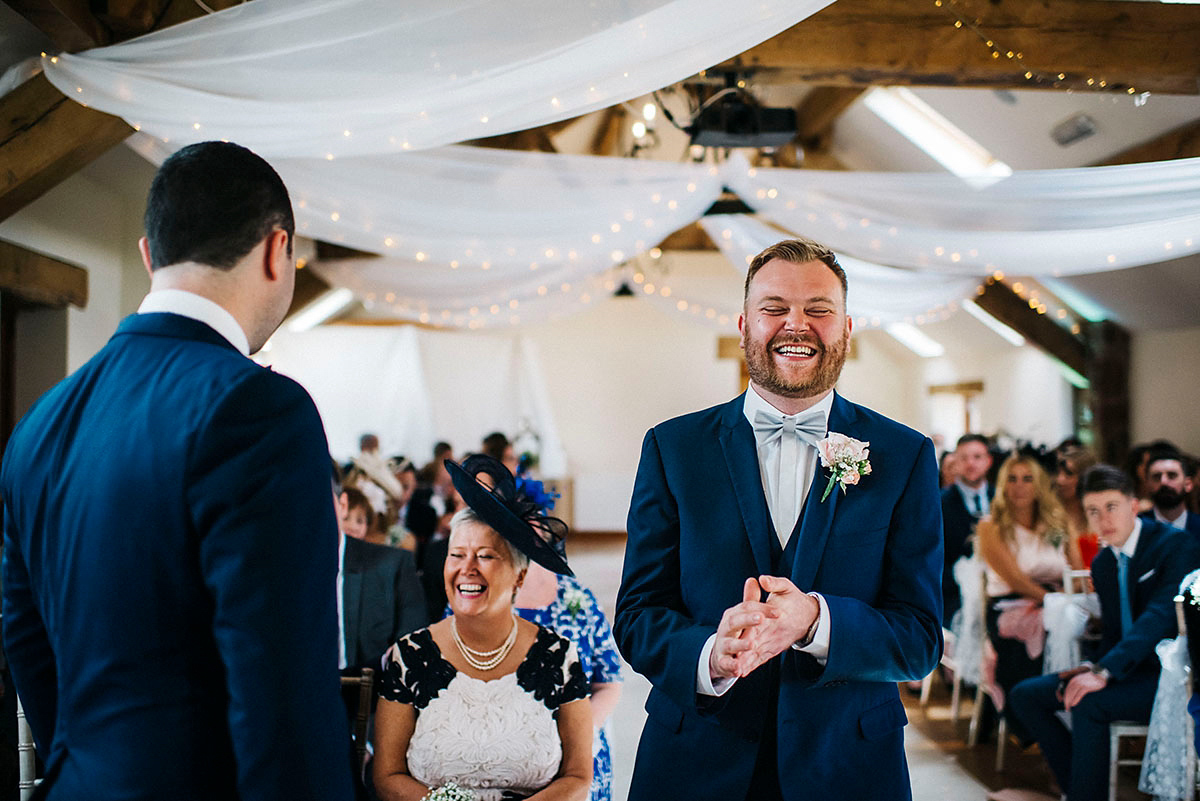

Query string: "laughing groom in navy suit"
[1, 142, 353, 801]
[615, 238, 943, 801]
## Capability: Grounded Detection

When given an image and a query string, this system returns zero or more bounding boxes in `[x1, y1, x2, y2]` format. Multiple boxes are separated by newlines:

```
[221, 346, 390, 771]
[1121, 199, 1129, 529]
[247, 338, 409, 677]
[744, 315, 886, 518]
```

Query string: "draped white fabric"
[259, 325, 565, 471]
[42, 0, 831, 158]
[699, 215, 982, 323]
[724, 153, 1200, 276]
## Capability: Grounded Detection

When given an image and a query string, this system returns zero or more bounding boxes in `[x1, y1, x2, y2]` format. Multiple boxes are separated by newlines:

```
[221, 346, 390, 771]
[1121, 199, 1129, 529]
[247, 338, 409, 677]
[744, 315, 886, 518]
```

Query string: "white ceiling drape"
[42, 0, 832, 158]
[723, 153, 1200, 276]
[699, 215, 982, 324]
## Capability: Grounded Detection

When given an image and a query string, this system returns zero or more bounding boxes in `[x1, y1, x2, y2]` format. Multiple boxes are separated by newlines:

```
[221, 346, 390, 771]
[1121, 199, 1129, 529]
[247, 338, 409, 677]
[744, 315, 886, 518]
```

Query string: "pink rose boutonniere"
[816, 432, 872, 502]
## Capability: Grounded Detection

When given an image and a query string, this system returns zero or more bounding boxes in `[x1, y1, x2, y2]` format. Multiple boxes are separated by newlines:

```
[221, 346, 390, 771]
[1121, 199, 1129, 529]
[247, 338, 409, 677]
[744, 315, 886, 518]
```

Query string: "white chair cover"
[950, 554, 985, 686]
[1139, 635, 1193, 801]
[1041, 591, 1101, 676]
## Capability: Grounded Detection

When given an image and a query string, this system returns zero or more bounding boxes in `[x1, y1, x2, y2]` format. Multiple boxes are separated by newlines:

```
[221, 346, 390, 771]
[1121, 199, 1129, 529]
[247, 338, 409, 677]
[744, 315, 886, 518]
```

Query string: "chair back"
[1063, 567, 1092, 596]
[341, 668, 375, 776]
[16, 695, 38, 801]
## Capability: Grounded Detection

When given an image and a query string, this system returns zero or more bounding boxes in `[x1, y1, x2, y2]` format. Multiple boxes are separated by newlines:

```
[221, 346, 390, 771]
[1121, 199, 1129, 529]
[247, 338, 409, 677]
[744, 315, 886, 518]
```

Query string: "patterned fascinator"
[446, 455, 572, 576]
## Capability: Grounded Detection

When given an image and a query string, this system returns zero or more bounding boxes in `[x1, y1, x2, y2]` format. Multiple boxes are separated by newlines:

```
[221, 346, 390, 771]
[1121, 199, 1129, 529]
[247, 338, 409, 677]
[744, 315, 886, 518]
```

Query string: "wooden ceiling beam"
[3, 0, 111, 51]
[284, 266, 331, 321]
[0, 238, 87, 308]
[975, 279, 1086, 375]
[657, 222, 715, 252]
[718, 0, 1200, 95]
[1092, 119, 1200, 166]
[796, 87, 863, 150]
[0, 0, 247, 224]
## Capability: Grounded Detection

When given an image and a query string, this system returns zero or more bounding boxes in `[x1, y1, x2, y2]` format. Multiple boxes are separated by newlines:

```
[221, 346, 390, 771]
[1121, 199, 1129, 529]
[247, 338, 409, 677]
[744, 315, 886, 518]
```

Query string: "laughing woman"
[373, 457, 592, 801]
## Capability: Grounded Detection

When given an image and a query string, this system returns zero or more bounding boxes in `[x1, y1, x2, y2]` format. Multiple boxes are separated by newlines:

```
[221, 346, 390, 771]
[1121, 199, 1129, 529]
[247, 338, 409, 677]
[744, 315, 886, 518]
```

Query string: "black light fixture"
[612, 282, 635, 297]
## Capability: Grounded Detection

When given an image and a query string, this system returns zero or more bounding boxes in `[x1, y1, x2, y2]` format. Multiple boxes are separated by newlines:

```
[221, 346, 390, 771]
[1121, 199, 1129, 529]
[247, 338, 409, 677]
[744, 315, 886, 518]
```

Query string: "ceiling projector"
[688, 96, 798, 149]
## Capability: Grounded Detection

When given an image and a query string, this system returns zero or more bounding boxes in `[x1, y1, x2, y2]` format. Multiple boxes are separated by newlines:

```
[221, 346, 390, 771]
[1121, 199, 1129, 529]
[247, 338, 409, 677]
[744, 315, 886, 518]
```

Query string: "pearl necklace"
[451, 615, 518, 671]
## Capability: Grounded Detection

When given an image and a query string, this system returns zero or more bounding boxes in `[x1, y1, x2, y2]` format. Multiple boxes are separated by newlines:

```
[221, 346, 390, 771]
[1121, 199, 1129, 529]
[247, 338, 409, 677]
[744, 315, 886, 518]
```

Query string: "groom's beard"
[743, 326, 849, 399]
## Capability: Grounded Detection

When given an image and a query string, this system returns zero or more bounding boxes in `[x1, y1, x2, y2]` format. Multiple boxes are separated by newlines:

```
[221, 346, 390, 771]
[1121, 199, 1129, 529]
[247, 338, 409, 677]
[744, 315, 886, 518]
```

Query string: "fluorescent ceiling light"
[886, 322, 946, 358]
[1038, 277, 1110, 323]
[962, 298, 1026, 346]
[863, 87, 1013, 179]
[287, 287, 356, 332]
[1058, 362, 1090, 390]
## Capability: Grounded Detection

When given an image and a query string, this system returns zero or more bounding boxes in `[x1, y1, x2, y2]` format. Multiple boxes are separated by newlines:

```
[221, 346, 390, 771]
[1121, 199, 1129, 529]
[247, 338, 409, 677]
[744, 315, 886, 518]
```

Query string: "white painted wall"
[0, 145, 153, 372]
[1131, 326, 1200, 454]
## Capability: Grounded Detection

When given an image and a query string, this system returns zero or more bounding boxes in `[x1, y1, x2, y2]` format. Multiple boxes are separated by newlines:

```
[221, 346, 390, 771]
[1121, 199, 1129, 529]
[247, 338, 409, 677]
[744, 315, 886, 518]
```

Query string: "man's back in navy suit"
[0, 142, 353, 801]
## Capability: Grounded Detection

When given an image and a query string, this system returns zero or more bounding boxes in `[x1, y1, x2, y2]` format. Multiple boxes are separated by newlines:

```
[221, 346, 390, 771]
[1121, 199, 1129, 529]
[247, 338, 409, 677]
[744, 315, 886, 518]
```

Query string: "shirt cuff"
[790, 593, 830, 664]
[697, 632, 737, 696]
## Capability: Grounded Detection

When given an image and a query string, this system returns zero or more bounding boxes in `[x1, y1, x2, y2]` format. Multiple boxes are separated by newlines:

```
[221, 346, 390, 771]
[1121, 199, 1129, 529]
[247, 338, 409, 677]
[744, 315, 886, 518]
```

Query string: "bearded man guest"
[614, 238, 943, 801]
[1, 142, 353, 801]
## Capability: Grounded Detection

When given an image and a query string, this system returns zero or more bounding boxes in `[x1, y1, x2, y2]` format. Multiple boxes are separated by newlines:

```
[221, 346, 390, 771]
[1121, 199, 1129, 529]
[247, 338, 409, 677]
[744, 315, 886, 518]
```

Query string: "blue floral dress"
[517, 575, 622, 801]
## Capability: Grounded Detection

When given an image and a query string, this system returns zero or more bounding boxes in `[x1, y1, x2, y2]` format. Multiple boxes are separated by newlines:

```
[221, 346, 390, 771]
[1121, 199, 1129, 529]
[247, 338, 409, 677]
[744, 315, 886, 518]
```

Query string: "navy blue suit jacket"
[1, 313, 354, 801]
[1139, 510, 1200, 540]
[1092, 518, 1200, 682]
[614, 393, 943, 801]
[941, 483, 988, 624]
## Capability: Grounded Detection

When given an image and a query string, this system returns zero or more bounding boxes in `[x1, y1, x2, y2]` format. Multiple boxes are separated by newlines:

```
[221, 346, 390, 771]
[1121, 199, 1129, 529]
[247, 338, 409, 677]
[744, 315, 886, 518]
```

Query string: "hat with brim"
[446, 458, 573, 576]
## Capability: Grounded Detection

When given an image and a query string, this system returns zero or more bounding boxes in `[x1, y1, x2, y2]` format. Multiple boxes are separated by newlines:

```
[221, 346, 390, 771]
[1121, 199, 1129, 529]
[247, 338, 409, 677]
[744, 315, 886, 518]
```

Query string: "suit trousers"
[1008, 671, 1157, 801]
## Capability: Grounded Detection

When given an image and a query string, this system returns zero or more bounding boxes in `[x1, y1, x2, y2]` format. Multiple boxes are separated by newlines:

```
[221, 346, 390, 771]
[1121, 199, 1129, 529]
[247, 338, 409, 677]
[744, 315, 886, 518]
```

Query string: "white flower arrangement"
[423, 782, 475, 801]
[816, 432, 872, 502]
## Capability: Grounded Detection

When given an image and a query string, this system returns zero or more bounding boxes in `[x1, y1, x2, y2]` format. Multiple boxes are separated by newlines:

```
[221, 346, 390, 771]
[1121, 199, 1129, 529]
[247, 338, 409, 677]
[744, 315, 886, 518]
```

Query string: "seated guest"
[1056, 445, 1100, 566]
[481, 431, 520, 476]
[1008, 465, 1200, 801]
[385, 457, 419, 550]
[942, 433, 994, 625]
[1125, 439, 1181, 514]
[939, 449, 959, 490]
[373, 458, 591, 801]
[977, 453, 1082, 739]
[1140, 448, 1200, 537]
[336, 489, 426, 673]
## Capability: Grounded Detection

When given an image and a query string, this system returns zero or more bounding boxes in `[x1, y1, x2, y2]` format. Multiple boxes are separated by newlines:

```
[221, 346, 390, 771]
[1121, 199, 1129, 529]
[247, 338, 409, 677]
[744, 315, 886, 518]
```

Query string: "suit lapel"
[718, 396, 774, 578]
[789, 393, 855, 590]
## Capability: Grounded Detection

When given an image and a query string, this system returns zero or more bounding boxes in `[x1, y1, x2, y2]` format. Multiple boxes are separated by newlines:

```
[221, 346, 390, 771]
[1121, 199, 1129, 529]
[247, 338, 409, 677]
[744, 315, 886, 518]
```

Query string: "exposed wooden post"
[1085, 320, 1131, 466]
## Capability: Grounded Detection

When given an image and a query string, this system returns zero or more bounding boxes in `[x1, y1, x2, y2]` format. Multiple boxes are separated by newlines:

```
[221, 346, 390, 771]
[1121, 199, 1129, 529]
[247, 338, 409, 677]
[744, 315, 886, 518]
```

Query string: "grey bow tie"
[752, 409, 826, 449]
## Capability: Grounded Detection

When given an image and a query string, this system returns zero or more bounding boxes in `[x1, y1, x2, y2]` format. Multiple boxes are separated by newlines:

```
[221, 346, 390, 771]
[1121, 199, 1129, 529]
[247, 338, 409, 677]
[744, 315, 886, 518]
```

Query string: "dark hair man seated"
[1140, 448, 1200, 537]
[1007, 465, 1200, 801]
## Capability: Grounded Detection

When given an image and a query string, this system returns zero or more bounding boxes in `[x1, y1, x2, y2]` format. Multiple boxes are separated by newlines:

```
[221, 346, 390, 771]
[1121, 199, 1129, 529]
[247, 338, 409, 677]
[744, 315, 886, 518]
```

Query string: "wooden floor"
[569, 532, 1153, 801]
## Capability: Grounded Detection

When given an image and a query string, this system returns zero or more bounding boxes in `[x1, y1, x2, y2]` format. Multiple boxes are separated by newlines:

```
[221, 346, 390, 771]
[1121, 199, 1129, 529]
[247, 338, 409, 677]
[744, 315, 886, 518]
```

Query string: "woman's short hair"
[448, 506, 530, 572]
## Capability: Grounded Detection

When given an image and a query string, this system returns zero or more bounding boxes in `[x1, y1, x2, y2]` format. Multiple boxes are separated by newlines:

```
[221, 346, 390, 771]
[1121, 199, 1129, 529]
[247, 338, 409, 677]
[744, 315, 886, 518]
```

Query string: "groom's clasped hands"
[709, 575, 821, 681]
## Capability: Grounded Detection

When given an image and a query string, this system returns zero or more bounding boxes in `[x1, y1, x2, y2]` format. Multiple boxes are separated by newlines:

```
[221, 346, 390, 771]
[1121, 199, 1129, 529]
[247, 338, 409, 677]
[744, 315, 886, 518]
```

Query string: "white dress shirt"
[137, 289, 250, 357]
[955, 479, 990, 518]
[1154, 507, 1189, 531]
[697, 388, 835, 696]
[1112, 517, 1142, 561]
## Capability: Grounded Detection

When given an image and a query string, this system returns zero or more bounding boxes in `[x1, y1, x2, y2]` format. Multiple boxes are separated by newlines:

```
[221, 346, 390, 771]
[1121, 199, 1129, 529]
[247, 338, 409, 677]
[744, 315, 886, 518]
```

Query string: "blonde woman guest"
[373, 457, 592, 801]
[978, 453, 1083, 740]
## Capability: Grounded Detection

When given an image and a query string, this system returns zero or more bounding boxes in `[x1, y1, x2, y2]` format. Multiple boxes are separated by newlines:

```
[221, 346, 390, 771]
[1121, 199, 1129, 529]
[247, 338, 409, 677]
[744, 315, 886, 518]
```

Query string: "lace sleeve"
[376, 629, 455, 708]
[517, 627, 590, 709]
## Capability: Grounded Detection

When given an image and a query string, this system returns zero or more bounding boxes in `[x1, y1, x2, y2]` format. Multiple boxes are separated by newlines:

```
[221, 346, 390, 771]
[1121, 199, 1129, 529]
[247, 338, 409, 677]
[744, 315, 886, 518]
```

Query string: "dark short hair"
[743, 237, 847, 304]
[433, 442, 452, 459]
[359, 433, 379, 452]
[1080, 464, 1136, 498]
[340, 486, 374, 522]
[1145, 446, 1186, 473]
[144, 141, 294, 270]
[956, 434, 990, 449]
[481, 432, 510, 461]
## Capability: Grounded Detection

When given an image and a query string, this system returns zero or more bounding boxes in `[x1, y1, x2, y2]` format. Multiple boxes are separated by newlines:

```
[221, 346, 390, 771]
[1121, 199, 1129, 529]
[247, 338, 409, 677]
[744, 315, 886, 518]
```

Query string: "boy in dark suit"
[1009, 464, 1200, 801]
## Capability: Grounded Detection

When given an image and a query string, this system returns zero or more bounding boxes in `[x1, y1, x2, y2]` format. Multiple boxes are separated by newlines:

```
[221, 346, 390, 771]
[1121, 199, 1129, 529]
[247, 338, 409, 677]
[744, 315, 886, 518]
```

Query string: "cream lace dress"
[379, 625, 588, 801]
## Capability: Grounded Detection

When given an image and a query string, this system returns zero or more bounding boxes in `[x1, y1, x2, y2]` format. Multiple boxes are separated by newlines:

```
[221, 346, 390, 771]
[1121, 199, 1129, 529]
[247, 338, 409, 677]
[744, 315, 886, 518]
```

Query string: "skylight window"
[862, 87, 1013, 179]
[962, 299, 1026, 346]
[886, 322, 946, 358]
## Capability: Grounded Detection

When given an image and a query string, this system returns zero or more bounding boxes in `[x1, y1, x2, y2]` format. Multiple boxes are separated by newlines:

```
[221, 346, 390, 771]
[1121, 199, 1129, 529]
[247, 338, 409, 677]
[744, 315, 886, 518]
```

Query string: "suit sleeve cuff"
[697, 633, 737, 696]
[790, 593, 830, 664]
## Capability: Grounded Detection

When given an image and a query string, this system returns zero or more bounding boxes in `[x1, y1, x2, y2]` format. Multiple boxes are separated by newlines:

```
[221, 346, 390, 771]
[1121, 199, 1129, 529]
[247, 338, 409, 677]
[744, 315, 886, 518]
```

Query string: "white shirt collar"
[1111, 517, 1142, 559]
[742, 385, 835, 430]
[1154, 507, 1188, 528]
[137, 289, 250, 357]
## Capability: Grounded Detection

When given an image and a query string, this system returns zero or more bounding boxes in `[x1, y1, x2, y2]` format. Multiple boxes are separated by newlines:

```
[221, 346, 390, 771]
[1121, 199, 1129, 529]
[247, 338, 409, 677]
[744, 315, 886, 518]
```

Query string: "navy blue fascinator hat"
[446, 455, 572, 576]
